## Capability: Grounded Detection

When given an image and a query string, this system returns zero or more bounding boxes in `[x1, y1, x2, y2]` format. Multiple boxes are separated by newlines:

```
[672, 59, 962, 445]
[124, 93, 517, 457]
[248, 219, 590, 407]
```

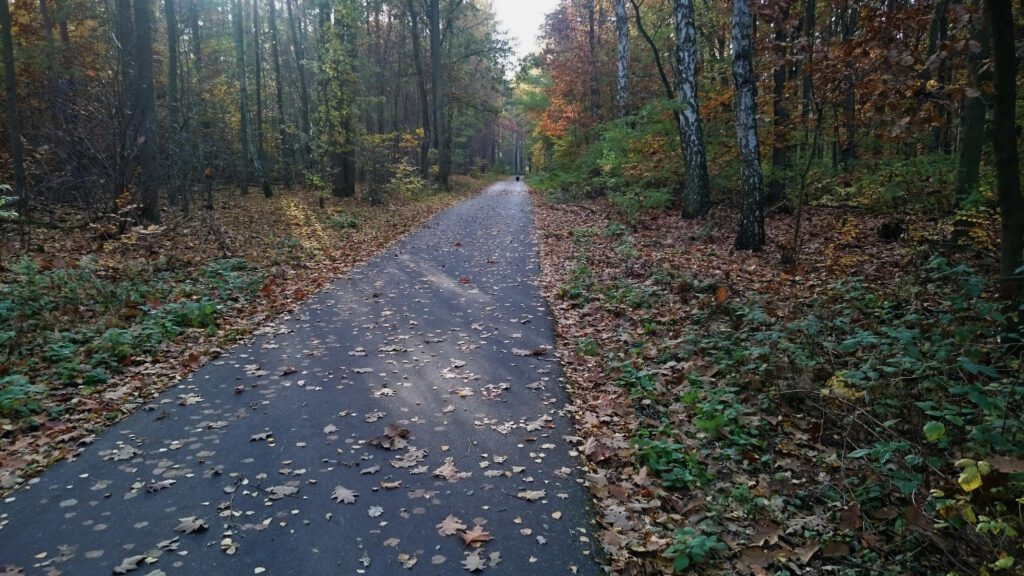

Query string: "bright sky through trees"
[491, 0, 555, 61]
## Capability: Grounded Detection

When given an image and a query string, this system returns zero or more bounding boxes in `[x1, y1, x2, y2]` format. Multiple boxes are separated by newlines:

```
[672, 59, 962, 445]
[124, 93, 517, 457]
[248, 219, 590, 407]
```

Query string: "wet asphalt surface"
[0, 180, 599, 575]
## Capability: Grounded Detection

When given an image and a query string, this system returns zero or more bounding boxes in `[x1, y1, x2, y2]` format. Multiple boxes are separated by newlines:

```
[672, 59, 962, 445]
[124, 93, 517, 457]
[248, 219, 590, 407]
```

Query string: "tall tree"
[252, 0, 267, 174]
[629, 0, 673, 100]
[286, 0, 311, 166]
[768, 0, 791, 204]
[1, 0, 28, 209]
[613, 0, 629, 118]
[135, 0, 160, 222]
[955, 2, 989, 205]
[428, 0, 450, 186]
[732, 0, 763, 250]
[673, 0, 710, 218]
[406, 0, 431, 178]
[233, 0, 251, 195]
[267, 0, 292, 186]
[987, 0, 1022, 297]
[164, 0, 184, 210]
[585, 0, 600, 122]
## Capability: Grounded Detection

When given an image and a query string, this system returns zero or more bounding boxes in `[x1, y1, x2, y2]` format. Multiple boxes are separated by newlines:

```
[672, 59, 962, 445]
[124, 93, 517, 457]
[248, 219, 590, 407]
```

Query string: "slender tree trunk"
[673, 0, 711, 218]
[1, 0, 28, 209]
[190, 0, 213, 210]
[988, 0, 1022, 298]
[233, 0, 251, 195]
[801, 0, 814, 138]
[840, 1, 857, 167]
[286, 0, 311, 166]
[586, 0, 600, 122]
[37, 0, 66, 129]
[115, 0, 135, 200]
[252, 0, 267, 180]
[614, 0, 629, 118]
[630, 0, 673, 100]
[165, 0, 183, 209]
[733, 0, 764, 250]
[768, 0, 791, 205]
[925, 0, 949, 153]
[406, 0, 431, 178]
[955, 2, 989, 205]
[135, 0, 160, 222]
[429, 0, 449, 187]
[267, 0, 292, 186]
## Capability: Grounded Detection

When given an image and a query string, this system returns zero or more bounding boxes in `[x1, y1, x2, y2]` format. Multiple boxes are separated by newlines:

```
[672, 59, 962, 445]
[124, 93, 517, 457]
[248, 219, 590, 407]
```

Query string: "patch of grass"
[328, 212, 359, 230]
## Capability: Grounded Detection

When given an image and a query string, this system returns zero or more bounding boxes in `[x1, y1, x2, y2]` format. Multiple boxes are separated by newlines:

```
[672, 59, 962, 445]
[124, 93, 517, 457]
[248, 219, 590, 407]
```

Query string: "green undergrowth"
[0, 256, 264, 425]
[558, 220, 1023, 574]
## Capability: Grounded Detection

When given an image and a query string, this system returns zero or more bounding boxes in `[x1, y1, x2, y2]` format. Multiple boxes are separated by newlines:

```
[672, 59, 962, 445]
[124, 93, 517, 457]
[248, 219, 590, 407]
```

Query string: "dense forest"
[2, 0, 1024, 573]
[0, 0, 519, 216]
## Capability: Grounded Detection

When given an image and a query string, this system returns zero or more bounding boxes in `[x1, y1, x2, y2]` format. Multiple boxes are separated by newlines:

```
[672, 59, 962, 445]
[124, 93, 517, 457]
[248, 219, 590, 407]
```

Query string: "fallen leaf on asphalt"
[459, 525, 493, 547]
[517, 490, 546, 501]
[437, 514, 468, 536]
[112, 555, 149, 574]
[461, 550, 487, 572]
[331, 485, 358, 504]
[174, 517, 208, 534]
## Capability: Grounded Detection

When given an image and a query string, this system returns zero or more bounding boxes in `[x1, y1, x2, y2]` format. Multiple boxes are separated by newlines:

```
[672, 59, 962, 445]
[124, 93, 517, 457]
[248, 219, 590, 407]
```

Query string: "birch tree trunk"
[673, 0, 710, 218]
[614, 0, 629, 118]
[732, 0, 764, 250]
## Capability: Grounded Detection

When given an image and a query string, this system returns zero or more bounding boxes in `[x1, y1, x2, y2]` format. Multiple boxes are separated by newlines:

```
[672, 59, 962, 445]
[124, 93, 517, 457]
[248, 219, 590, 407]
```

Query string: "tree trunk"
[839, 1, 857, 167]
[286, 0, 311, 166]
[673, 0, 711, 218]
[925, 0, 949, 153]
[115, 0, 135, 199]
[165, 0, 183, 210]
[801, 0, 814, 137]
[233, 0, 251, 195]
[733, 0, 764, 250]
[267, 0, 292, 186]
[1, 0, 28, 209]
[630, 0, 673, 100]
[768, 0, 791, 205]
[252, 0, 268, 189]
[406, 0, 431, 178]
[988, 0, 1022, 298]
[135, 0, 160, 222]
[955, 1, 989, 205]
[614, 0, 629, 118]
[429, 0, 449, 187]
[586, 0, 600, 122]
[189, 0, 213, 210]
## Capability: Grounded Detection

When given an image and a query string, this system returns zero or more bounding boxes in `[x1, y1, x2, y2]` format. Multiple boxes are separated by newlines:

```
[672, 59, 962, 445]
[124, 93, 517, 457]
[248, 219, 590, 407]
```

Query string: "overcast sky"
[491, 0, 557, 61]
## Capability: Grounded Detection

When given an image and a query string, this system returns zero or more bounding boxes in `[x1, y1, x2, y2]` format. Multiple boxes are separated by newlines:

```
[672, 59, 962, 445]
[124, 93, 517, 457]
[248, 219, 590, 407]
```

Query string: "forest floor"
[0, 176, 491, 491]
[532, 194, 1023, 575]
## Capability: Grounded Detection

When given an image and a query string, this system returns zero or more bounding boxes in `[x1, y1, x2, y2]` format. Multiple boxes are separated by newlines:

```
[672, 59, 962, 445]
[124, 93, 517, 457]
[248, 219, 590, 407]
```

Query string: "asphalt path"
[0, 179, 598, 575]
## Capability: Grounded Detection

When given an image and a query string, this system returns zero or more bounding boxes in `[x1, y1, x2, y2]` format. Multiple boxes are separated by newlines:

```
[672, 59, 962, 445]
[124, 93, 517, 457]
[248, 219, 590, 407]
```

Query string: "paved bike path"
[0, 180, 598, 575]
